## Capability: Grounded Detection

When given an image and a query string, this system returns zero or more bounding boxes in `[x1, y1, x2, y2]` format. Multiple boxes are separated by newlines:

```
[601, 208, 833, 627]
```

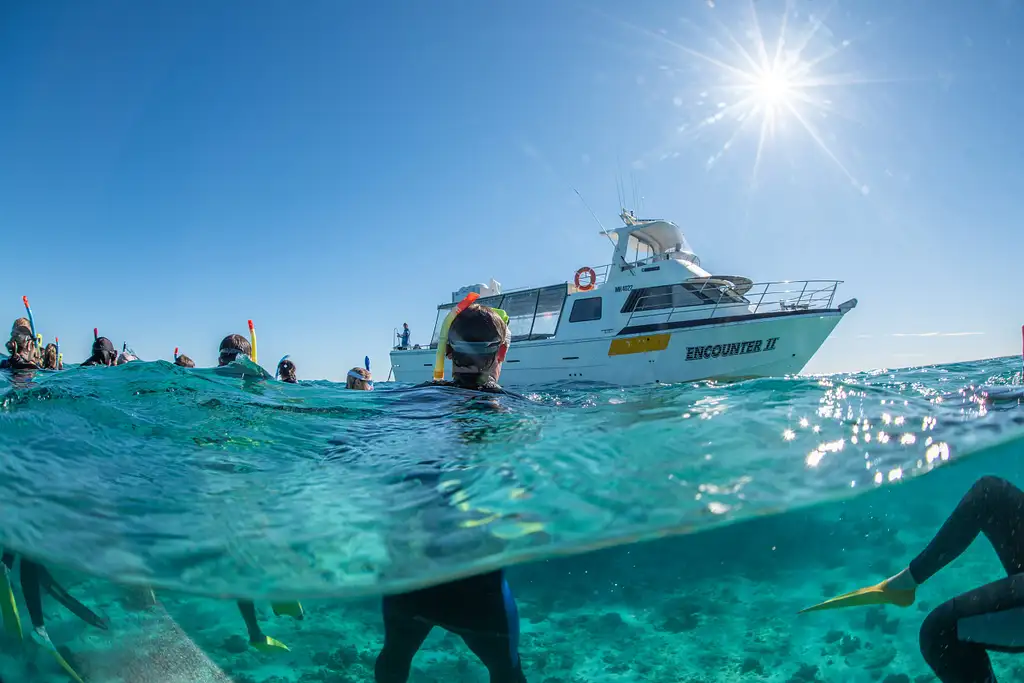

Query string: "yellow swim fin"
[271, 602, 303, 620]
[250, 635, 290, 652]
[0, 564, 22, 640]
[32, 626, 85, 683]
[799, 579, 915, 614]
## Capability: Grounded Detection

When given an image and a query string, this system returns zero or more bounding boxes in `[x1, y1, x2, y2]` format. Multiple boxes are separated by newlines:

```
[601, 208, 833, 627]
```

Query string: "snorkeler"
[1, 319, 41, 370]
[346, 366, 372, 390]
[174, 354, 195, 368]
[1, 551, 108, 682]
[218, 334, 251, 365]
[800, 475, 1024, 682]
[276, 358, 297, 383]
[215, 334, 304, 649]
[375, 301, 527, 683]
[41, 344, 60, 370]
[81, 335, 118, 367]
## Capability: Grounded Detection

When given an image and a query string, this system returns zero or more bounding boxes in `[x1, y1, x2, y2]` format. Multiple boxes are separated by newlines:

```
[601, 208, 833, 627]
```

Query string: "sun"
[610, 2, 879, 195]
[752, 68, 794, 107]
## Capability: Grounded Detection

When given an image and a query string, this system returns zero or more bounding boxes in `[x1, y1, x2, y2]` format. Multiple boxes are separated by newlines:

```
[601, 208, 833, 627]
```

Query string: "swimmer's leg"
[237, 600, 288, 652]
[920, 572, 1024, 682]
[18, 559, 45, 629]
[803, 476, 1024, 613]
[375, 597, 433, 683]
[910, 475, 1024, 583]
[455, 577, 526, 683]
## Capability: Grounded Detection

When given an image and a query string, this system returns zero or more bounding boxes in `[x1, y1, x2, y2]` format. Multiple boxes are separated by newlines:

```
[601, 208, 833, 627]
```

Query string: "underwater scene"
[0, 355, 1021, 682]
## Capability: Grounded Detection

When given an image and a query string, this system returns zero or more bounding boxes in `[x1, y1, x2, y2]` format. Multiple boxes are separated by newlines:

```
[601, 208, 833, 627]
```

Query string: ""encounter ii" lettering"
[685, 337, 779, 361]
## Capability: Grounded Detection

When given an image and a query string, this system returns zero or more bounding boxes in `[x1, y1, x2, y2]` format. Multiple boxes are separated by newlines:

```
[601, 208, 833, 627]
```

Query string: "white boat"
[390, 210, 857, 387]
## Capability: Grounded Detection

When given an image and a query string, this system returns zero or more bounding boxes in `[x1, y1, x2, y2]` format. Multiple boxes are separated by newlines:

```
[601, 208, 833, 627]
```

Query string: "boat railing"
[623, 279, 842, 328]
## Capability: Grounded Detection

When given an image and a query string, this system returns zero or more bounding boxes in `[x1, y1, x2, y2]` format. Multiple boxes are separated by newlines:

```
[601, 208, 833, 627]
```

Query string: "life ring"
[574, 266, 597, 291]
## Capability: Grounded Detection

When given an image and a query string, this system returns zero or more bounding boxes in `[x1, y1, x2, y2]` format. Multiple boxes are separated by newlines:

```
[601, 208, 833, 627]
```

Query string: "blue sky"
[1, 0, 1021, 379]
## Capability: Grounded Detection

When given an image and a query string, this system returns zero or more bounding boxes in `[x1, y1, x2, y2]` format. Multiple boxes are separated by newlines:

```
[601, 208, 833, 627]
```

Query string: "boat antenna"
[572, 186, 635, 276]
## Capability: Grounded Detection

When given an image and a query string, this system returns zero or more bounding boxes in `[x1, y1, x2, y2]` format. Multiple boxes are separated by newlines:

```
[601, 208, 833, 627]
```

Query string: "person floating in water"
[40, 343, 61, 370]
[396, 323, 410, 350]
[2, 318, 40, 370]
[215, 334, 304, 648]
[375, 301, 526, 683]
[81, 336, 118, 367]
[218, 334, 251, 365]
[277, 357, 297, 383]
[801, 475, 1024, 683]
[174, 354, 195, 368]
[346, 366, 372, 390]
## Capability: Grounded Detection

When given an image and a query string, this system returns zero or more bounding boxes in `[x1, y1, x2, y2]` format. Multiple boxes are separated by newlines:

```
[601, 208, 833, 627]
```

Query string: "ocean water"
[0, 355, 1021, 682]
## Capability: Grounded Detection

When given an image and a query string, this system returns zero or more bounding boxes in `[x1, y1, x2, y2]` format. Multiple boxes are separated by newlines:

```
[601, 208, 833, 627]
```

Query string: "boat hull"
[390, 309, 847, 387]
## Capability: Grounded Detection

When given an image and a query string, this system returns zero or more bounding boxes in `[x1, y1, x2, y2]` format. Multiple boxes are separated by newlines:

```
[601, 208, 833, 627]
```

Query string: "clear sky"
[1, 0, 1021, 380]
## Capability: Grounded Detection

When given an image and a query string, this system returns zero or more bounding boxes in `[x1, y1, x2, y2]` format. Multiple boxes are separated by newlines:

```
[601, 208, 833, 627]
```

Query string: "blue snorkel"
[275, 354, 290, 380]
[365, 356, 370, 372]
[21, 296, 36, 340]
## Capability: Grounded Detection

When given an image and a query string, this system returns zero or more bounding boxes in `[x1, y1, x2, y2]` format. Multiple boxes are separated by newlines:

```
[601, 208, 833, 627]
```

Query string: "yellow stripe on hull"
[607, 334, 670, 356]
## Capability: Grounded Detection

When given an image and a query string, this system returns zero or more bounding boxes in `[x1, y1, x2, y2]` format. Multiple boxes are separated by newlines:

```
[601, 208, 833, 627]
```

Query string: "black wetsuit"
[377, 570, 524, 683]
[913, 476, 1024, 682]
[0, 552, 107, 632]
[375, 379, 527, 683]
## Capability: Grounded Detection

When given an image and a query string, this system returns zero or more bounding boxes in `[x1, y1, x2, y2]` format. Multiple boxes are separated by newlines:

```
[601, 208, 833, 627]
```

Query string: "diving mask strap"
[434, 293, 479, 381]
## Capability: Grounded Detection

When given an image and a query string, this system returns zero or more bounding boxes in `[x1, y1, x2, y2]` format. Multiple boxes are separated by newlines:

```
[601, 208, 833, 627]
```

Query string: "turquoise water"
[0, 356, 1022, 682]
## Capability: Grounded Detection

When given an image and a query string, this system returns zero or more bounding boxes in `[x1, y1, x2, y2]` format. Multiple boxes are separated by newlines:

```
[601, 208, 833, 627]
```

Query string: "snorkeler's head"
[277, 359, 297, 383]
[174, 354, 195, 368]
[346, 366, 372, 390]
[6, 322, 38, 364]
[84, 336, 117, 366]
[217, 334, 252, 366]
[42, 343, 58, 370]
[445, 304, 510, 386]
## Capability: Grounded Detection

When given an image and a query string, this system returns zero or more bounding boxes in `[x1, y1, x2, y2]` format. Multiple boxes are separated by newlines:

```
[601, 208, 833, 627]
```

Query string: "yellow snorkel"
[247, 319, 257, 364]
[434, 293, 479, 381]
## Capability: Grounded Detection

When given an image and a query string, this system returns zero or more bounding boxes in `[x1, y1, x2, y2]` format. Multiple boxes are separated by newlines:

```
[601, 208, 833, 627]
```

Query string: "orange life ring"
[574, 266, 597, 291]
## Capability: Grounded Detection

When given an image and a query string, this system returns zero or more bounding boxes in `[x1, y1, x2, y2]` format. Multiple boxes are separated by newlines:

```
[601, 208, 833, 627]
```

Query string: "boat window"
[430, 305, 455, 346]
[501, 289, 540, 341]
[622, 284, 722, 313]
[475, 295, 504, 310]
[530, 286, 566, 339]
[569, 296, 602, 322]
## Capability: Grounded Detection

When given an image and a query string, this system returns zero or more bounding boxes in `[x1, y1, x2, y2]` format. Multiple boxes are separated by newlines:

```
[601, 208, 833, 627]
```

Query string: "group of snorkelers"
[3, 293, 1022, 683]
[1, 295, 527, 682]
[1, 315, 372, 389]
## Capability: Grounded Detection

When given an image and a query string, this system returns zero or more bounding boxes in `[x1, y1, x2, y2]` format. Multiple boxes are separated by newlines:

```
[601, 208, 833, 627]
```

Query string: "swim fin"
[0, 563, 22, 640]
[271, 602, 303, 620]
[38, 569, 109, 630]
[31, 626, 85, 683]
[799, 579, 916, 614]
[250, 635, 290, 652]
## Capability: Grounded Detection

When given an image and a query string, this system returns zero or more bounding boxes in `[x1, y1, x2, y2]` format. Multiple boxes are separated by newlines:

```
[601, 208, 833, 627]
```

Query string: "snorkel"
[173, 347, 179, 361]
[434, 292, 479, 381]
[55, 337, 60, 368]
[21, 296, 36, 340]
[248, 319, 258, 364]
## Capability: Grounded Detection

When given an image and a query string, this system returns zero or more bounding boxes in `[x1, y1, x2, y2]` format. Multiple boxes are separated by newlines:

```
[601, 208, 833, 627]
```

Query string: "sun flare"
[751, 68, 794, 107]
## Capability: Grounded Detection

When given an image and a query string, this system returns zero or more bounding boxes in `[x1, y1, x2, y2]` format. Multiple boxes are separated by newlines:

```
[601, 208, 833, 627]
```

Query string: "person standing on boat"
[397, 323, 410, 350]
[375, 303, 527, 683]
[801, 475, 1024, 683]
